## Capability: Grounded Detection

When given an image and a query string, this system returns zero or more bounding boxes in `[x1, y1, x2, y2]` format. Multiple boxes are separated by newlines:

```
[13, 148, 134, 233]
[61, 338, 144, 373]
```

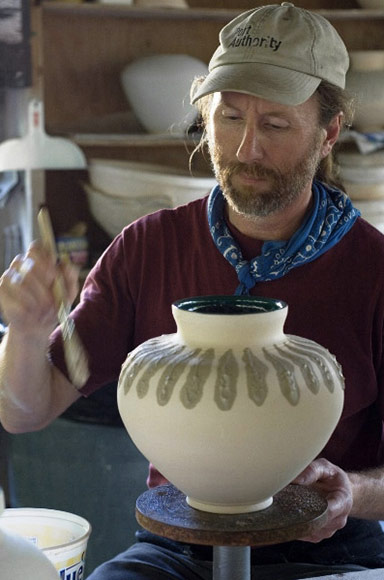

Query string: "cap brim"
[191, 62, 322, 106]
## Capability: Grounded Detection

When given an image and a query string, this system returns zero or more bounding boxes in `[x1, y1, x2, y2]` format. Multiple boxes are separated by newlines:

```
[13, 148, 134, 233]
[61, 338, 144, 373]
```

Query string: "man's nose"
[236, 123, 264, 164]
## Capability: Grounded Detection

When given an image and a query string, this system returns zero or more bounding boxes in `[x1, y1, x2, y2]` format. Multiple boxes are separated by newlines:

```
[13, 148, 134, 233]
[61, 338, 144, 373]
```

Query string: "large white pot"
[118, 296, 345, 514]
[121, 54, 208, 134]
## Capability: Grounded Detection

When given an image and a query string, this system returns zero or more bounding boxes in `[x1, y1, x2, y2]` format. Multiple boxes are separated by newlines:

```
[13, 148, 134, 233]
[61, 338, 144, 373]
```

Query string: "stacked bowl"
[338, 150, 384, 233]
[85, 159, 216, 238]
[346, 51, 384, 133]
[341, 50, 384, 231]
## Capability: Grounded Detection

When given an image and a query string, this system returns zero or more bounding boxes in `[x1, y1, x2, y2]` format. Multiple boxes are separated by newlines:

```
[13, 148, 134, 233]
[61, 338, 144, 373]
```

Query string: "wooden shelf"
[71, 132, 199, 147]
[41, 2, 384, 140]
[37, 0, 384, 244]
[42, 2, 240, 20]
[42, 2, 384, 20]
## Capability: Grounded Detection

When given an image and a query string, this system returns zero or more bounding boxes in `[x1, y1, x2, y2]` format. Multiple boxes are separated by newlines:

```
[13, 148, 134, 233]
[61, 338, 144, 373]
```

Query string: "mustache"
[224, 162, 279, 180]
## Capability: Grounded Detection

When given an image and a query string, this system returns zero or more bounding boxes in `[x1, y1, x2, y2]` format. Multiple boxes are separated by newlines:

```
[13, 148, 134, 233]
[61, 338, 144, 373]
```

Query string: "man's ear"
[321, 113, 343, 159]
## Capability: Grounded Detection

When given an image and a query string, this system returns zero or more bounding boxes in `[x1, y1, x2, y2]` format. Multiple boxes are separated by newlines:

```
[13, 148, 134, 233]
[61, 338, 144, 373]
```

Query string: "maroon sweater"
[50, 196, 384, 483]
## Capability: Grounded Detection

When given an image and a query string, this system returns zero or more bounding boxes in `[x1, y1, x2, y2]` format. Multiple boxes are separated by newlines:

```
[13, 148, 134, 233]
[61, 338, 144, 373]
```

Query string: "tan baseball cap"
[191, 2, 349, 106]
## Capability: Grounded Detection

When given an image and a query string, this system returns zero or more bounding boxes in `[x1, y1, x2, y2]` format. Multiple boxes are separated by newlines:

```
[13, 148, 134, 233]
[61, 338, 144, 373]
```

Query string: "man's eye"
[221, 110, 242, 121]
[222, 114, 240, 121]
[264, 121, 288, 130]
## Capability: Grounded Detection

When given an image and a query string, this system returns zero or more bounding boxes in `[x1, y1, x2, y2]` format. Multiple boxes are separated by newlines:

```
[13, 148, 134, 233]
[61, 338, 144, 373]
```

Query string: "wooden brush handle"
[37, 207, 68, 309]
[37, 206, 57, 257]
[37, 207, 90, 388]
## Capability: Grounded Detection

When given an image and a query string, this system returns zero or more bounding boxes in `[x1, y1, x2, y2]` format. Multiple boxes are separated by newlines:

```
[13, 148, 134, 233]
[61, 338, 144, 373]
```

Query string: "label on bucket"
[57, 550, 86, 580]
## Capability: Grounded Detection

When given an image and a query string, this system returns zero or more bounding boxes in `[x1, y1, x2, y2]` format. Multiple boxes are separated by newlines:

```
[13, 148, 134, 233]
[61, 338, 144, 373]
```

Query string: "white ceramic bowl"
[337, 150, 384, 168]
[89, 159, 216, 205]
[344, 181, 384, 201]
[349, 51, 384, 71]
[86, 159, 216, 237]
[338, 151, 384, 199]
[339, 165, 384, 184]
[339, 162, 384, 182]
[121, 54, 208, 134]
[84, 182, 173, 238]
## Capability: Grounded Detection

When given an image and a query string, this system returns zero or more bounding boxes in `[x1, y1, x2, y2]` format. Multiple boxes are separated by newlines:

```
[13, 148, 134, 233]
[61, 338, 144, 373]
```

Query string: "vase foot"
[186, 496, 273, 514]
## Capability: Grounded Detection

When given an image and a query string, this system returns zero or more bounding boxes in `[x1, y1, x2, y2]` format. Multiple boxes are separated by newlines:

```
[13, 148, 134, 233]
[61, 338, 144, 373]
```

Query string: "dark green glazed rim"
[173, 295, 287, 315]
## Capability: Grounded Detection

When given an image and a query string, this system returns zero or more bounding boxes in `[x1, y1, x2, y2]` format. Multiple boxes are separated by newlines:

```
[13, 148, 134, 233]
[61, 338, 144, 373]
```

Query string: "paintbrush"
[38, 207, 90, 389]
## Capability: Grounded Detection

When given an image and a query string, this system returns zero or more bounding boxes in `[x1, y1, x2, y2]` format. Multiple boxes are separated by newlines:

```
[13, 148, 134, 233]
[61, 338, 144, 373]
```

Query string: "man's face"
[206, 92, 327, 220]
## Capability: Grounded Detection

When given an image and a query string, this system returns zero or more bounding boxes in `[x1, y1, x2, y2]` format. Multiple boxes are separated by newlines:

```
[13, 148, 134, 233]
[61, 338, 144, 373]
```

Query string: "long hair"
[315, 81, 354, 190]
[190, 79, 354, 191]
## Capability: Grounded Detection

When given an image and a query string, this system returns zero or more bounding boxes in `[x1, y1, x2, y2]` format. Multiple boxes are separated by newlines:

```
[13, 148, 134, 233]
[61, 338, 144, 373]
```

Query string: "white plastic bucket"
[0, 508, 91, 579]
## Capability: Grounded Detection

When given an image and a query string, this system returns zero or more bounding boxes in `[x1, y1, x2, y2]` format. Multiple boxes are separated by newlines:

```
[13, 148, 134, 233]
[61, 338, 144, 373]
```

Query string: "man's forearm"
[0, 246, 82, 434]
[0, 328, 56, 432]
[0, 328, 79, 433]
[348, 467, 384, 521]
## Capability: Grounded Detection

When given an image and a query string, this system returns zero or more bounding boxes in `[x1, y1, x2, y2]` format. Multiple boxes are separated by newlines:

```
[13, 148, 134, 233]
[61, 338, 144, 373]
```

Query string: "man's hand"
[0, 241, 81, 433]
[0, 241, 79, 335]
[292, 458, 353, 542]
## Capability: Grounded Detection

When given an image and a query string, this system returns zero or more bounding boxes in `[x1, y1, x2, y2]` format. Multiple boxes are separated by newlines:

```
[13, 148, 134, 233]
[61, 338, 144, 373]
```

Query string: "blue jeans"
[87, 518, 384, 579]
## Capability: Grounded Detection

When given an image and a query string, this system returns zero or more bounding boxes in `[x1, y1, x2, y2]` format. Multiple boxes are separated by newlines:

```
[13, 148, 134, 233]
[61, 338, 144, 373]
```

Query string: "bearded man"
[2, 4, 384, 580]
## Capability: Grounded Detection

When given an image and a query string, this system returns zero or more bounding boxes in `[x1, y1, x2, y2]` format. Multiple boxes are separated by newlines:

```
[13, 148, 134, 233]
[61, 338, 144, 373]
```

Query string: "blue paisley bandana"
[208, 180, 360, 295]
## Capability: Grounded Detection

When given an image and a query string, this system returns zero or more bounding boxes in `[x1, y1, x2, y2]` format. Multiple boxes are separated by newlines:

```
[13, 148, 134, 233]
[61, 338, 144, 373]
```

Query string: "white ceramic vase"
[118, 296, 345, 514]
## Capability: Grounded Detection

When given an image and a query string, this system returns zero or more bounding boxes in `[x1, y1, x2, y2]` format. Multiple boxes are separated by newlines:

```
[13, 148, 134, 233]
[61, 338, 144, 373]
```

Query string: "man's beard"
[208, 133, 323, 219]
